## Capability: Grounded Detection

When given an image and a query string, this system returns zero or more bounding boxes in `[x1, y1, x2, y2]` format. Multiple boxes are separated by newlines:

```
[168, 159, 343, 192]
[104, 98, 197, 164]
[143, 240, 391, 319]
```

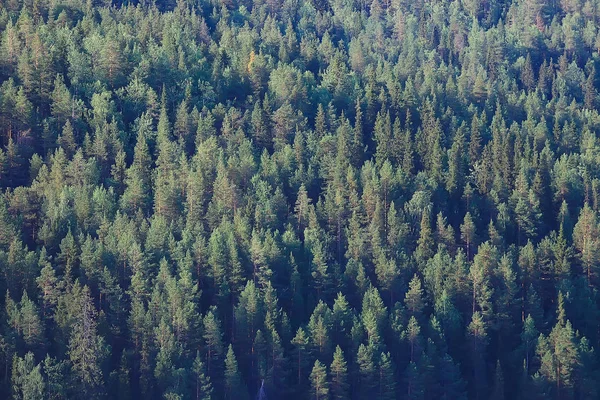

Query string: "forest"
[2, 0, 600, 398]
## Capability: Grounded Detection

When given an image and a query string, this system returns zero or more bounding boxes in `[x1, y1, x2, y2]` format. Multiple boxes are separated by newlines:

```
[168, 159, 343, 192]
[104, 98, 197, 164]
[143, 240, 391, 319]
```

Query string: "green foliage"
[11, 352, 44, 400]
[309, 360, 328, 400]
[0, 0, 599, 398]
[68, 286, 108, 399]
[329, 346, 348, 400]
[224, 345, 248, 400]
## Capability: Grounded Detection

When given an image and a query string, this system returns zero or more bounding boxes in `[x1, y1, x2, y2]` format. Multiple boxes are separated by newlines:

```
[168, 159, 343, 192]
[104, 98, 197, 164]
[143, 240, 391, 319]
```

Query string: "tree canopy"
[1, 0, 600, 399]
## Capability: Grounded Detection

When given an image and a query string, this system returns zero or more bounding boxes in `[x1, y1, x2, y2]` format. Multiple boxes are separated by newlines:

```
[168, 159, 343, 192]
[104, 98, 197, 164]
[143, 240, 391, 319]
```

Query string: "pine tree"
[404, 361, 424, 400]
[374, 110, 393, 167]
[311, 242, 331, 299]
[36, 263, 60, 318]
[491, 360, 505, 400]
[416, 212, 434, 265]
[51, 74, 73, 125]
[434, 290, 462, 342]
[377, 352, 396, 400]
[436, 212, 456, 253]
[192, 352, 214, 400]
[234, 280, 262, 356]
[224, 345, 248, 400]
[157, 90, 172, 149]
[353, 98, 364, 166]
[309, 360, 329, 400]
[584, 66, 597, 109]
[121, 117, 153, 214]
[375, 254, 399, 303]
[251, 100, 270, 149]
[111, 149, 127, 195]
[521, 314, 539, 373]
[447, 124, 467, 196]
[307, 301, 333, 361]
[470, 243, 496, 317]
[401, 113, 415, 175]
[404, 274, 425, 317]
[291, 327, 310, 387]
[572, 204, 600, 288]
[468, 312, 488, 400]
[469, 113, 483, 164]
[44, 355, 67, 400]
[11, 352, 44, 400]
[438, 353, 467, 400]
[18, 290, 43, 348]
[19, 33, 53, 106]
[254, 330, 268, 387]
[521, 53, 536, 90]
[68, 286, 107, 398]
[265, 328, 288, 397]
[361, 287, 387, 350]
[535, 315, 580, 399]
[329, 346, 349, 400]
[203, 311, 225, 385]
[174, 99, 191, 145]
[357, 344, 376, 398]
[460, 212, 477, 260]
[58, 120, 77, 158]
[115, 351, 131, 400]
[406, 316, 421, 362]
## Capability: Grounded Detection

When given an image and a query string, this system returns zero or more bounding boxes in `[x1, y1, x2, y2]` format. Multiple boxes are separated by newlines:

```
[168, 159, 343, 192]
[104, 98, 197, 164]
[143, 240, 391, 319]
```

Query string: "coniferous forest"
[4, 0, 600, 398]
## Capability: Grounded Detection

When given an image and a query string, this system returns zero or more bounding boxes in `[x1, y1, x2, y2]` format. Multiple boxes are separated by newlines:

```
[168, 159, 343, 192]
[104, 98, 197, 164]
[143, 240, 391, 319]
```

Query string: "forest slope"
[1, 0, 600, 399]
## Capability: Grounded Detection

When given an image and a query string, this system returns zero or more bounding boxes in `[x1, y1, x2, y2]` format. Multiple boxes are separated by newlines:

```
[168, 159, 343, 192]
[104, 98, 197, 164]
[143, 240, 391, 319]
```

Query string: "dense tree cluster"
[2, 0, 600, 398]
